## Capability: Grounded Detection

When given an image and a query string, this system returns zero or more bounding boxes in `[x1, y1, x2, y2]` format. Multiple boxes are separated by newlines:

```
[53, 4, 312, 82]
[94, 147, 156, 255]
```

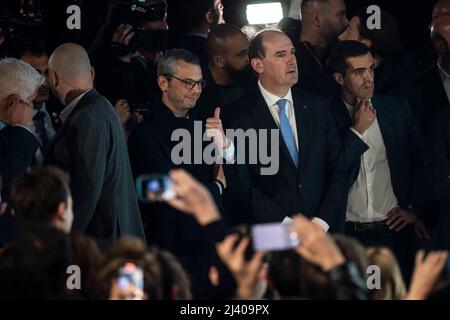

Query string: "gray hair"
[0, 58, 44, 102]
[157, 49, 200, 76]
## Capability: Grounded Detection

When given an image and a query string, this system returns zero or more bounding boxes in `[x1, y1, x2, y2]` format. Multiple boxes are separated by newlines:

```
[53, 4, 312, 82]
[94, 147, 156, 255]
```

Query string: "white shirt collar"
[60, 89, 92, 123]
[258, 80, 293, 109]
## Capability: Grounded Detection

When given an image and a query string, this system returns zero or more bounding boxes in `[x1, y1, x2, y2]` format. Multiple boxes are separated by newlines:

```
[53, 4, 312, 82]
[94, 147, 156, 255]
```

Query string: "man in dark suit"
[430, 107, 450, 250]
[175, 0, 225, 67]
[127, 49, 232, 298]
[416, 5, 450, 135]
[223, 29, 347, 232]
[0, 58, 42, 244]
[44, 43, 145, 248]
[327, 41, 429, 281]
[295, 0, 348, 92]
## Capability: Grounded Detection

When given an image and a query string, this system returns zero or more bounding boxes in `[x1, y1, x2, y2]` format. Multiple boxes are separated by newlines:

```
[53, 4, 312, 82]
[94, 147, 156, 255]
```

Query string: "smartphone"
[135, 173, 176, 203]
[117, 262, 144, 293]
[251, 223, 300, 252]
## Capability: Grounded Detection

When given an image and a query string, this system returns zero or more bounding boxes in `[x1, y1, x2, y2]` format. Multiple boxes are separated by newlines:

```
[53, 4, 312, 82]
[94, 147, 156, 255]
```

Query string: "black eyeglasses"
[164, 74, 206, 90]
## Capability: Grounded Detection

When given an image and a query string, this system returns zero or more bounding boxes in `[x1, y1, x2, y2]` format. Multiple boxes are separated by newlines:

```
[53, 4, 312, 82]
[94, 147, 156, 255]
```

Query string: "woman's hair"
[366, 247, 406, 300]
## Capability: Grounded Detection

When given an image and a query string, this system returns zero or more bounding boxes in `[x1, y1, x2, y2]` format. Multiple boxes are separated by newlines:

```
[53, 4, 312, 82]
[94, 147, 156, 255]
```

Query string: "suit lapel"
[371, 96, 395, 162]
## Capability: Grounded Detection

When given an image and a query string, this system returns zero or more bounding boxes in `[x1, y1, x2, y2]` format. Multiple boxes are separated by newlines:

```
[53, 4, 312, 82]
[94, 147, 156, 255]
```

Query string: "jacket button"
[298, 184, 303, 189]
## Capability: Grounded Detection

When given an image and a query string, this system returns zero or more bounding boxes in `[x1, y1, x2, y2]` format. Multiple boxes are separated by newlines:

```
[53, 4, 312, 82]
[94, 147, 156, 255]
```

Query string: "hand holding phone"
[136, 173, 176, 203]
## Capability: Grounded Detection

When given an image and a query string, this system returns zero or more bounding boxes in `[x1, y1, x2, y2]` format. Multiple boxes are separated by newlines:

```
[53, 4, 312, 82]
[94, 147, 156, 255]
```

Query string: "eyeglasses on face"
[163, 74, 206, 89]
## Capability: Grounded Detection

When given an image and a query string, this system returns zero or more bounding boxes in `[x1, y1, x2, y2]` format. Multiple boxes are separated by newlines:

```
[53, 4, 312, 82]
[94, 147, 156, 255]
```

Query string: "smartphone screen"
[135, 173, 176, 203]
[117, 262, 144, 293]
[251, 223, 299, 252]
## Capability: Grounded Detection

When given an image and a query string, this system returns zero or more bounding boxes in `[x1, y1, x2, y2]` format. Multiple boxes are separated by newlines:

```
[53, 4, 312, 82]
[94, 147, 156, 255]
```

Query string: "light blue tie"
[277, 99, 299, 167]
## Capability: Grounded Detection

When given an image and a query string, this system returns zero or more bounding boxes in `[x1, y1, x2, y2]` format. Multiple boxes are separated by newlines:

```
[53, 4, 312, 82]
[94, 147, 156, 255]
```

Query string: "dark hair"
[180, 0, 215, 29]
[150, 247, 192, 300]
[157, 48, 200, 76]
[268, 250, 302, 298]
[353, 8, 402, 57]
[11, 166, 71, 227]
[8, 37, 47, 59]
[248, 29, 284, 61]
[327, 40, 372, 76]
[0, 224, 73, 299]
[206, 23, 246, 57]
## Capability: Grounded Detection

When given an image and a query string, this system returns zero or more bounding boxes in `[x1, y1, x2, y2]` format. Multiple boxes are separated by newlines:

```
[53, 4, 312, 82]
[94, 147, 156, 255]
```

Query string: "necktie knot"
[277, 99, 287, 113]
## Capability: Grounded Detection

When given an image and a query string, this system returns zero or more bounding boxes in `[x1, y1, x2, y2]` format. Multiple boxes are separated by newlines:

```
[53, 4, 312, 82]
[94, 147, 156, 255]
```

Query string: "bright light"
[246, 2, 284, 25]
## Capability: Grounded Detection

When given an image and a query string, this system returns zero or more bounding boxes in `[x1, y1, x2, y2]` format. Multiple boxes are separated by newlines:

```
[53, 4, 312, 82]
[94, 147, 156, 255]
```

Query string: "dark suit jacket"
[0, 125, 39, 244]
[0, 125, 39, 198]
[44, 90, 145, 248]
[223, 86, 348, 231]
[329, 95, 429, 229]
[430, 107, 450, 249]
[416, 64, 449, 135]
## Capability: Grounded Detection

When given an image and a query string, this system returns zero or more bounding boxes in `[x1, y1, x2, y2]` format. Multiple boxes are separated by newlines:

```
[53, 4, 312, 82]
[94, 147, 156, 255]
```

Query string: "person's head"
[338, 8, 402, 58]
[157, 49, 204, 117]
[9, 38, 50, 109]
[328, 40, 375, 103]
[432, 0, 450, 22]
[181, 0, 224, 32]
[150, 247, 192, 300]
[366, 247, 406, 300]
[0, 58, 43, 121]
[301, 0, 348, 45]
[249, 30, 298, 96]
[0, 224, 73, 299]
[69, 232, 104, 299]
[10, 166, 73, 233]
[268, 250, 302, 299]
[94, 236, 163, 300]
[207, 23, 250, 81]
[48, 43, 95, 106]
[431, 10, 450, 63]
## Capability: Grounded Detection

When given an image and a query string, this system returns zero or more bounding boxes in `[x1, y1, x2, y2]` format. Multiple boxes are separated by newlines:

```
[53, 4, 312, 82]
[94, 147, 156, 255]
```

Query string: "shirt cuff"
[350, 127, 364, 140]
[218, 141, 235, 163]
[214, 181, 223, 195]
[312, 217, 330, 232]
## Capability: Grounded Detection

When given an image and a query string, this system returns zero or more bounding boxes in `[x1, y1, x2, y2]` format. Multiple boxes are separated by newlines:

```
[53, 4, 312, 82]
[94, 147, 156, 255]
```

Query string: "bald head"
[433, 0, 450, 20]
[48, 43, 93, 88]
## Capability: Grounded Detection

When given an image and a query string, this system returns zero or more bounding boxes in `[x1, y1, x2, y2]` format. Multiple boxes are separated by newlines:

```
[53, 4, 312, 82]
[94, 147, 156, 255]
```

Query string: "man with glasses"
[128, 48, 233, 299]
[0, 58, 42, 245]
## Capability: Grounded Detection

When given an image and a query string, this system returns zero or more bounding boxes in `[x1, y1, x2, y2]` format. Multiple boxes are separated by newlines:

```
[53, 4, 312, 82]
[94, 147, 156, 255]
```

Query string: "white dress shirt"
[258, 81, 329, 232]
[59, 89, 92, 123]
[344, 99, 399, 223]
[437, 61, 450, 104]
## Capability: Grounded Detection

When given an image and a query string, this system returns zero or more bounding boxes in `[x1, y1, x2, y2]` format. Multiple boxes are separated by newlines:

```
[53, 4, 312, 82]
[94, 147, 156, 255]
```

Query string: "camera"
[135, 173, 176, 203]
[111, 0, 168, 53]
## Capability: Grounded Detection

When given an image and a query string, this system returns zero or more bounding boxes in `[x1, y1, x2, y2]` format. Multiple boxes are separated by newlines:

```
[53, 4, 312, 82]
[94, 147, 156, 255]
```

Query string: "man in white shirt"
[328, 40, 429, 281]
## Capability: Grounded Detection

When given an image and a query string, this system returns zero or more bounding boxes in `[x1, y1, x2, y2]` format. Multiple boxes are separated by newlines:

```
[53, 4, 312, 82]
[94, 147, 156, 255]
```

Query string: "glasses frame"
[163, 74, 206, 90]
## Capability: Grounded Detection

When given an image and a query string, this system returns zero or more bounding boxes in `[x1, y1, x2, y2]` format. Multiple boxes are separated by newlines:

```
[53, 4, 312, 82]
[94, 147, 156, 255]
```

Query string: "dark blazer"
[0, 125, 39, 198]
[44, 90, 145, 248]
[329, 95, 429, 226]
[430, 107, 450, 249]
[0, 125, 39, 244]
[223, 86, 348, 231]
[416, 64, 449, 135]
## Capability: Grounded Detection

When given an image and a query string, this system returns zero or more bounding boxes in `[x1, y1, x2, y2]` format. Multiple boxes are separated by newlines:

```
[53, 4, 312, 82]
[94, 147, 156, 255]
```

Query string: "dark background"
[0, 0, 440, 70]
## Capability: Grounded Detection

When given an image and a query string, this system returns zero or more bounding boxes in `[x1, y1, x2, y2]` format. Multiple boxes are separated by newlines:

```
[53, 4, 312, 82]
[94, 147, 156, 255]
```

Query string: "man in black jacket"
[44, 43, 145, 249]
[128, 48, 233, 298]
[327, 41, 429, 281]
[0, 58, 42, 244]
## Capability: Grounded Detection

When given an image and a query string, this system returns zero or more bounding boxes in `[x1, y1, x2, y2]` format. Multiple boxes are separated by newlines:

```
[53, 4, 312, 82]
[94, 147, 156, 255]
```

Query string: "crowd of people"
[0, 0, 449, 300]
